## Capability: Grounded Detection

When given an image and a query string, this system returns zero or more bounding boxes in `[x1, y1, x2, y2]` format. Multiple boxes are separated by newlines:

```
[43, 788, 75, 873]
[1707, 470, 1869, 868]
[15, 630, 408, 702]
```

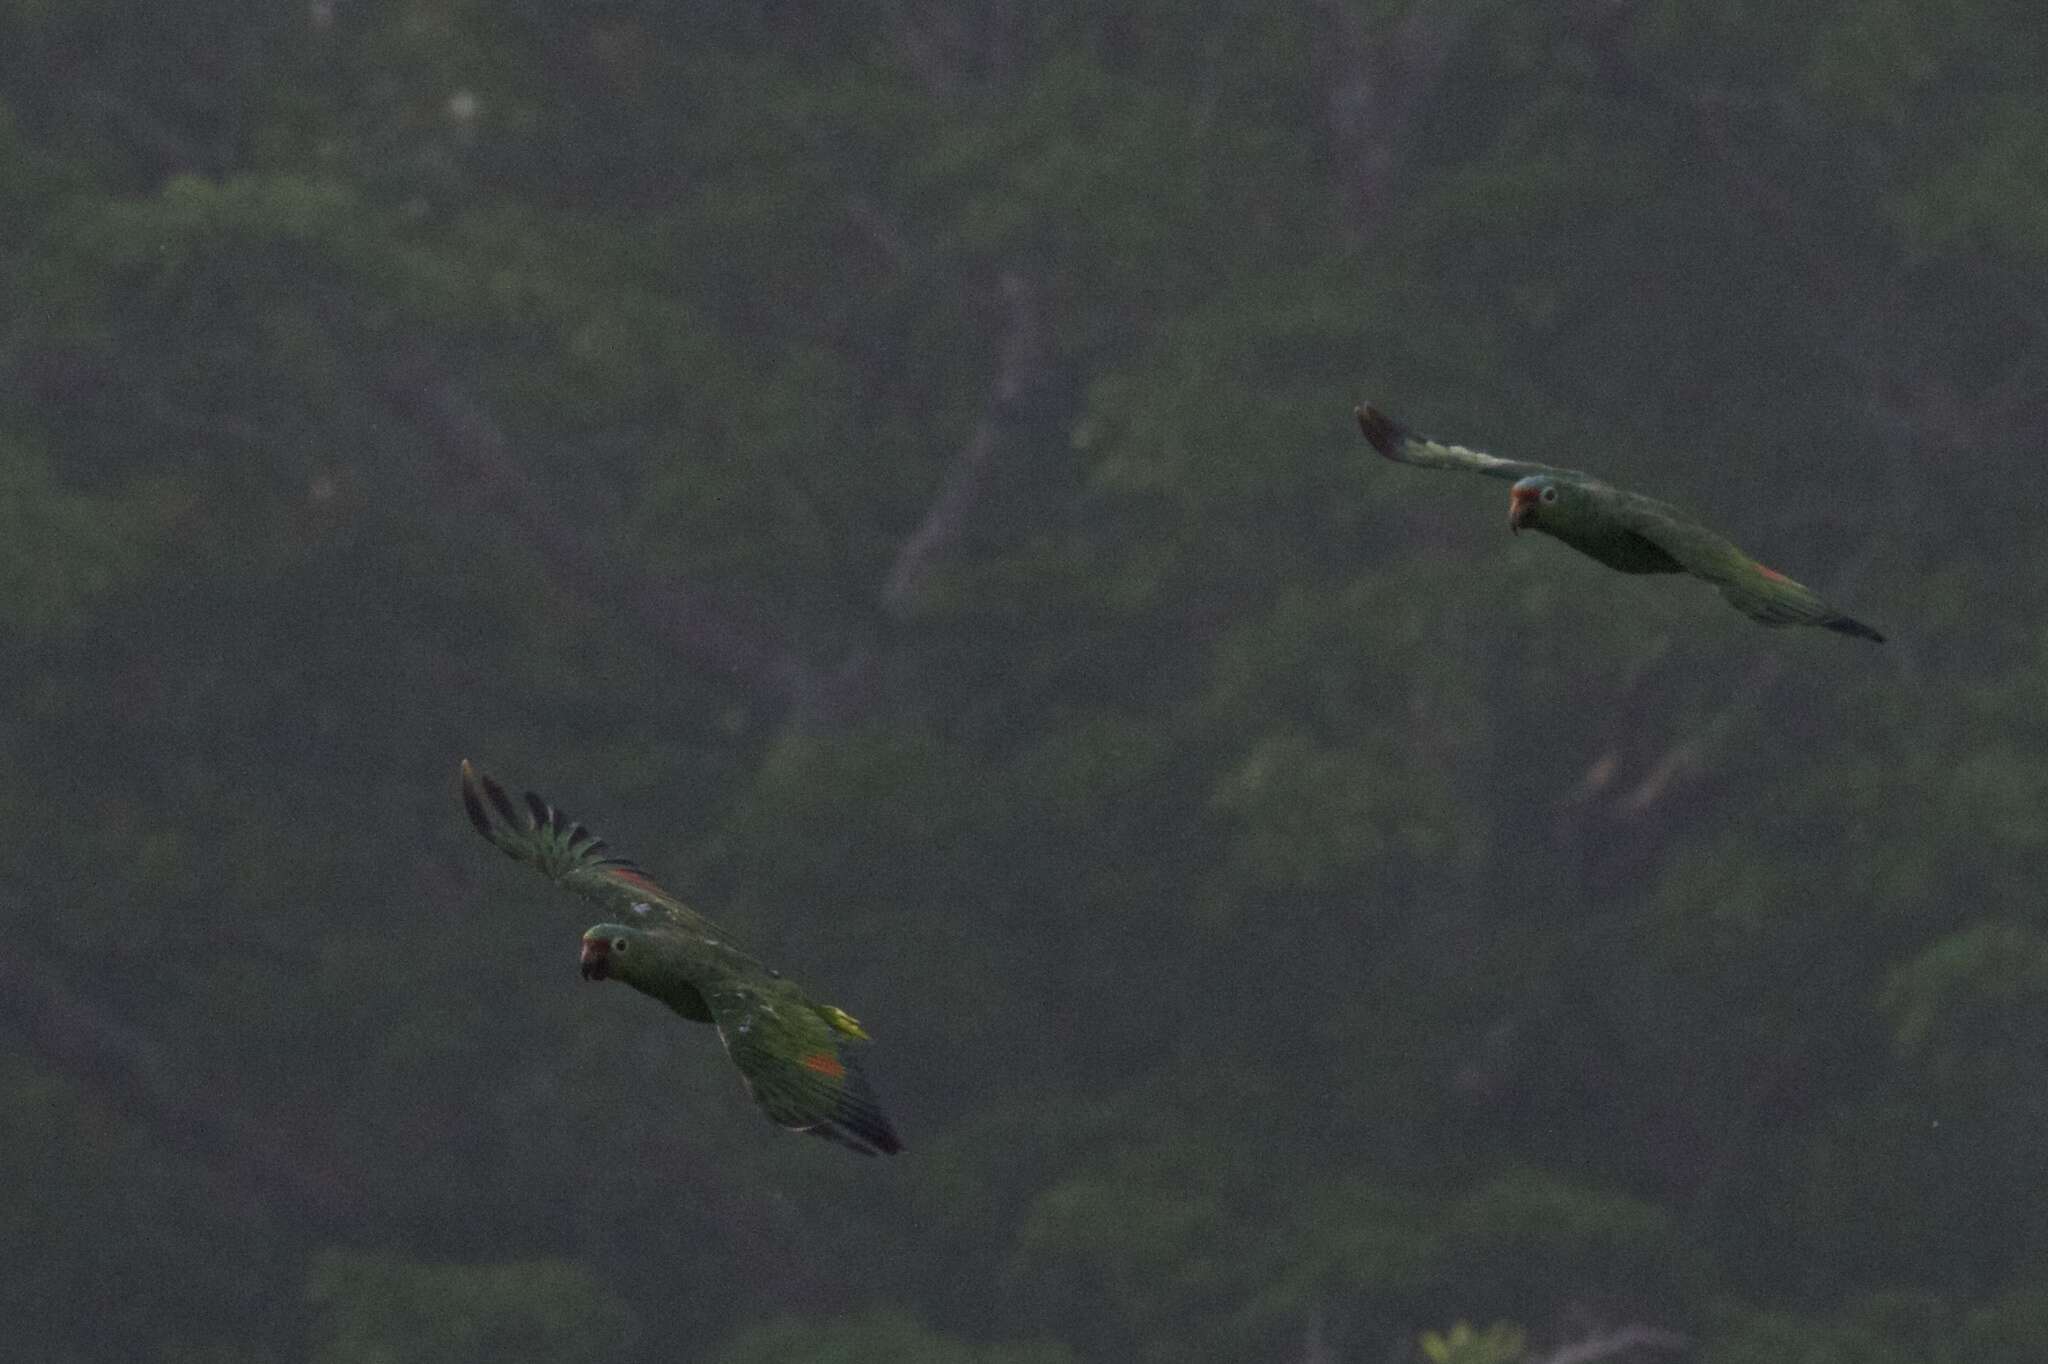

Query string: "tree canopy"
[5, 2, 2047, 1360]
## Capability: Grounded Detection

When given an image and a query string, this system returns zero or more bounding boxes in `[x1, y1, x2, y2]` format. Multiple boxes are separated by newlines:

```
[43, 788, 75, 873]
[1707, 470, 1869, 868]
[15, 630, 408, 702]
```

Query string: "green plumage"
[1356, 404, 1884, 642]
[461, 761, 902, 1155]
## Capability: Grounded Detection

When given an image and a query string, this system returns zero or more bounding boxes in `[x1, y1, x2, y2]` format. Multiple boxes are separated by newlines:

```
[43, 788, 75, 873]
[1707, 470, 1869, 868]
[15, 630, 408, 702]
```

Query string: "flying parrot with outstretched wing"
[460, 760, 903, 1155]
[1355, 403, 1884, 642]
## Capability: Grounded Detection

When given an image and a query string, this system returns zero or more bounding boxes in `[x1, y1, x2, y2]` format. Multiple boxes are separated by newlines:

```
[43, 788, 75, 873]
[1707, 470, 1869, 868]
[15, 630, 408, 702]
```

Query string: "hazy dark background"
[5, 3, 2046, 1361]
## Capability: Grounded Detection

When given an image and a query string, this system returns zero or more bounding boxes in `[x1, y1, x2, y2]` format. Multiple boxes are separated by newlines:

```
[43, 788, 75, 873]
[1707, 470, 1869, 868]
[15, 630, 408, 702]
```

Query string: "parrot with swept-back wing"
[1355, 403, 1884, 642]
[460, 760, 902, 1155]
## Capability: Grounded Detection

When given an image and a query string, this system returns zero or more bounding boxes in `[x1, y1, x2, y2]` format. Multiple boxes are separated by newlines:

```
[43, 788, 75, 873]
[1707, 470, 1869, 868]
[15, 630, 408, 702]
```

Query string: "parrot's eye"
[612, 936, 628, 953]
[1539, 486, 1559, 504]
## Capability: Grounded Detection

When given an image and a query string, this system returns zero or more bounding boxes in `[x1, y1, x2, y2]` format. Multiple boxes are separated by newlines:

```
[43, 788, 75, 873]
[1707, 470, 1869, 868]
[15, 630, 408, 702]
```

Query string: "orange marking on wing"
[610, 868, 660, 892]
[1758, 564, 1789, 583]
[801, 1051, 847, 1079]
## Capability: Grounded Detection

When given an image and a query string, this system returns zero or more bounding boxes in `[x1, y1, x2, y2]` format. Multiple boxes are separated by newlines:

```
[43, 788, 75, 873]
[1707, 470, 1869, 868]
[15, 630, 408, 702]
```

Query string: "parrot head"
[579, 923, 652, 985]
[1507, 475, 1563, 534]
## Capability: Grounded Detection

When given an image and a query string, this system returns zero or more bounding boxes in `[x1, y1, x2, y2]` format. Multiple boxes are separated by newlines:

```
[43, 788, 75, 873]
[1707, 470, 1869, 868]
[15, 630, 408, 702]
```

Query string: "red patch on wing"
[610, 868, 660, 892]
[800, 1051, 847, 1079]
[1757, 565, 1789, 583]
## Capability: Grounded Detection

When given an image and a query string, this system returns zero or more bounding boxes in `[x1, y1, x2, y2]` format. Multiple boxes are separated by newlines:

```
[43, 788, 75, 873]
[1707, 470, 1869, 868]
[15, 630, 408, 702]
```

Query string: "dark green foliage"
[715, 1309, 1074, 1364]
[305, 1253, 638, 1364]
[5, 2, 2048, 1361]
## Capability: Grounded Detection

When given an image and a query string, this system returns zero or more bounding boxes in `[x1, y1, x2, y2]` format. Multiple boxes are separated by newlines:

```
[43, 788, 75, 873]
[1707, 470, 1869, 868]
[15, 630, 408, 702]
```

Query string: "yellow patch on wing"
[819, 1005, 870, 1040]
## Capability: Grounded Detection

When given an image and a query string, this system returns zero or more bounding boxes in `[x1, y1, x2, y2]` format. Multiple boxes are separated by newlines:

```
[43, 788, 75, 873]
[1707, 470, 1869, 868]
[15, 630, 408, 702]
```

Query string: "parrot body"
[1355, 403, 1883, 642]
[462, 760, 902, 1155]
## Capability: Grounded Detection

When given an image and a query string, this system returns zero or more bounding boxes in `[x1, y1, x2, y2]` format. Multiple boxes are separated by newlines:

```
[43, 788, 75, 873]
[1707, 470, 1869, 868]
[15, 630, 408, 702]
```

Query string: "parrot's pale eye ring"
[1540, 486, 1558, 504]
[612, 936, 629, 953]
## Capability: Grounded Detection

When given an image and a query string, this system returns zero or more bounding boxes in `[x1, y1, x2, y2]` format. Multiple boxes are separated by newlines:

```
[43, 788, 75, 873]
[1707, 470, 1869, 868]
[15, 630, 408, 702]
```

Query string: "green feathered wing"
[1596, 490, 1886, 641]
[461, 758, 722, 935]
[701, 975, 903, 1156]
[461, 761, 903, 1155]
[1356, 403, 1575, 481]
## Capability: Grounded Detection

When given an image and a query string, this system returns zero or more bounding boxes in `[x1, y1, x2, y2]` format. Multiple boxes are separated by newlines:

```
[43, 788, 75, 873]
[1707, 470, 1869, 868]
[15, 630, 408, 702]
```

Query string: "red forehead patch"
[801, 1051, 847, 1079]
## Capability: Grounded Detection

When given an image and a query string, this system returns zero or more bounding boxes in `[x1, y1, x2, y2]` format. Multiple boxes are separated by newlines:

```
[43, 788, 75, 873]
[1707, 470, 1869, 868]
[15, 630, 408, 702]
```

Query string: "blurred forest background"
[5, 1, 2047, 1361]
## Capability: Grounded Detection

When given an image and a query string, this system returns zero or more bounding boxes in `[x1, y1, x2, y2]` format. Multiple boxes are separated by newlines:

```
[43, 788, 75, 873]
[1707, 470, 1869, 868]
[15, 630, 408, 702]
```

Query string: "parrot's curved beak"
[1508, 487, 1537, 534]
[579, 937, 610, 982]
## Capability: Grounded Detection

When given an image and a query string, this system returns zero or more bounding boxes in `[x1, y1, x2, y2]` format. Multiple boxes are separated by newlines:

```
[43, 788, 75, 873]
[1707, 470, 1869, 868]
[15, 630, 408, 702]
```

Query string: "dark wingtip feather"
[1355, 403, 1408, 458]
[860, 1117, 905, 1155]
[1825, 616, 1886, 644]
[834, 1054, 904, 1156]
[809, 1124, 882, 1156]
[461, 762, 529, 860]
[460, 763, 494, 840]
[480, 770, 521, 827]
[813, 1114, 903, 1157]
[523, 790, 551, 831]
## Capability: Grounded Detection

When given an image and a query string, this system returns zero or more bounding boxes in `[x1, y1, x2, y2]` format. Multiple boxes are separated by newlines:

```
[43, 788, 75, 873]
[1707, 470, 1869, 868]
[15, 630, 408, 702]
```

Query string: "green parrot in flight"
[1356, 403, 1884, 642]
[460, 760, 903, 1155]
